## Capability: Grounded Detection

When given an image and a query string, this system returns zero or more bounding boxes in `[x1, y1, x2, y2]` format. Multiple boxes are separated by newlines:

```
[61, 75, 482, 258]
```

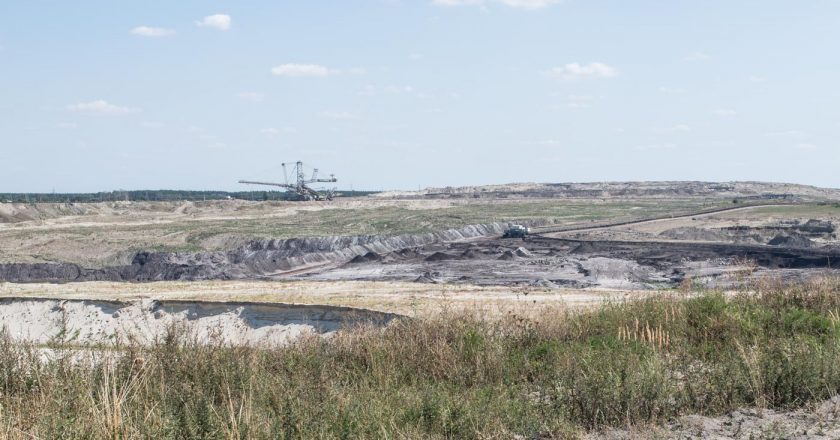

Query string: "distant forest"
[0, 190, 378, 203]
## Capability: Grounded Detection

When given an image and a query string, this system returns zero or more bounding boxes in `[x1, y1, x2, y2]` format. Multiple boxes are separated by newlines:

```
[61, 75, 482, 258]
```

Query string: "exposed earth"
[3, 181, 840, 437]
[2, 202, 838, 291]
[0, 296, 396, 347]
[2, 182, 840, 344]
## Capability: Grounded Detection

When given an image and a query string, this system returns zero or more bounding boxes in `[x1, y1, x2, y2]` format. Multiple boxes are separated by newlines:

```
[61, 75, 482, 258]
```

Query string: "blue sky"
[1, 0, 838, 192]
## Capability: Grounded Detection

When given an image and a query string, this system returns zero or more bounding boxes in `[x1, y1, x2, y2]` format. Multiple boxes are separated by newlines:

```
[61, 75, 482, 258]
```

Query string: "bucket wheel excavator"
[239, 161, 338, 201]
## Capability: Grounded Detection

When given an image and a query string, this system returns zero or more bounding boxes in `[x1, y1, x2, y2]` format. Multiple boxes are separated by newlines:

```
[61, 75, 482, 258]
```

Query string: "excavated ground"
[298, 235, 840, 289]
[1, 218, 838, 290]
[0, 297, 397, 347]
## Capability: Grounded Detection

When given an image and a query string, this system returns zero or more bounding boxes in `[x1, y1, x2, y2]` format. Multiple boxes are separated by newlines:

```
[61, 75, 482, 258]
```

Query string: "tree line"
[0, 190, 377, 203]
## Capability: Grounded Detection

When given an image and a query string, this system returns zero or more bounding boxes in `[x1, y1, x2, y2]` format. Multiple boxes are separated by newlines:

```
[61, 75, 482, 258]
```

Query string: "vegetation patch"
[3, 279, 840, 438]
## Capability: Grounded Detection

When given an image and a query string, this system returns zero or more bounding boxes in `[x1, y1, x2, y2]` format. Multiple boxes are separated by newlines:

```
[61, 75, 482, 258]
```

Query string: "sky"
[1, 0, 838, 192]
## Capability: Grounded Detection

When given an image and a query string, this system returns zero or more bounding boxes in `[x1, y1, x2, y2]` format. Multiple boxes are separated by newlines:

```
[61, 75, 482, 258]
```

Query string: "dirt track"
[533, 202, 795, 234]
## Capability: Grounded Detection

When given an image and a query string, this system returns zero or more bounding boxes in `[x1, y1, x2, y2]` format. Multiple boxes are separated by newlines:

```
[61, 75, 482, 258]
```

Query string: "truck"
[502, 224, 529, 239]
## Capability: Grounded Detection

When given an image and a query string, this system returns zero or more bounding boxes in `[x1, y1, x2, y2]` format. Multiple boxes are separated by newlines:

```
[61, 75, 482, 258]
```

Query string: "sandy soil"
[0, 280, 625, 317]
[0, 297, 396, 347]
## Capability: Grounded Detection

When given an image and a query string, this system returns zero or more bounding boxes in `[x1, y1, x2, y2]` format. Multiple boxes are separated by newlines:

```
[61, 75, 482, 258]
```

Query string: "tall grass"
[3, 278, 840, 438]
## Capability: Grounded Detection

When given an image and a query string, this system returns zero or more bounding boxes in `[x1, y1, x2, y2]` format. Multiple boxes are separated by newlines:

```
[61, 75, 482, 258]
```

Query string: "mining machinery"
[239, 161, 338, 201]
[502, 224, 530, 239]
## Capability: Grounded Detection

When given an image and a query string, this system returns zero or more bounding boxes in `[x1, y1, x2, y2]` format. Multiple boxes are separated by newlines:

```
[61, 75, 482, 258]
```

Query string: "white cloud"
[131, 26, 175, 37]
[319, 111, 357, 120]
[684, 51, 710, 62]
[712, 108, 737, 117]
[56, 122, 78, 129]
[271, 64, 335, 77]
[794, 143, 818, 150]
[433, 0, 560, 8]
[547, 62, 618, 80]
[749, 75, 768, 82]
[498, 0, 560, 8]
[196, 14, 231, 31]
[66, 100, 138, 114]
[236, 92, 265, 102]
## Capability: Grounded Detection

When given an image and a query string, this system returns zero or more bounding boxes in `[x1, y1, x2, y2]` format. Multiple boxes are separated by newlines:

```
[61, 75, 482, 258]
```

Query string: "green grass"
[3, 278, 840, 438]
[136, 199, 721, 248]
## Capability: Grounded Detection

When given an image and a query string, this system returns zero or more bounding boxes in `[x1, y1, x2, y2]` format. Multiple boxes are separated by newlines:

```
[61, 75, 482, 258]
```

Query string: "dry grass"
[2, 278, 840, 438]
[0, 198, 716, 267]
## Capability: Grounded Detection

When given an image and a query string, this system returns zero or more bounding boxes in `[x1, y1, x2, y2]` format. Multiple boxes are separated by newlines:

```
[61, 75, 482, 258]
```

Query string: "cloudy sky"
[1, 0, 838, 192]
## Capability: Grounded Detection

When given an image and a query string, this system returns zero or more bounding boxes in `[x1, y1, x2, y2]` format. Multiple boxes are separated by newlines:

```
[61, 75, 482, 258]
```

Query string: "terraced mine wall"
[0, 223, 512, 283]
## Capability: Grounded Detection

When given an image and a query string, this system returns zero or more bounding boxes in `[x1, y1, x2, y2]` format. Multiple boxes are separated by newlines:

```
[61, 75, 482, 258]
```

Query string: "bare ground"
[590, 396, 840, 439]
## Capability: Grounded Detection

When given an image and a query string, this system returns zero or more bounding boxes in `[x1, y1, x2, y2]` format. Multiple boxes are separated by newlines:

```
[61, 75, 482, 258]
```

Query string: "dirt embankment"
[0, 297, 398, 346]
[0, 223, 510, 283]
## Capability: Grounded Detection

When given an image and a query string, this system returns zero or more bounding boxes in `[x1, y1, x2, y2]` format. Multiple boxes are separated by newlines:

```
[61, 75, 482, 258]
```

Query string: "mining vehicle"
[502, 224, 529, 239]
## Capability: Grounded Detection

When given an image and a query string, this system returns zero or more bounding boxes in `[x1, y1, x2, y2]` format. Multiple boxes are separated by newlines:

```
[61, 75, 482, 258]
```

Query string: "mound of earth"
[425, 252, 455, 262]
[514, 247, 533, 258]
[768, 234, 814, 248]
[348, 252, 382, 264]
[498, 250, 518, 261]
